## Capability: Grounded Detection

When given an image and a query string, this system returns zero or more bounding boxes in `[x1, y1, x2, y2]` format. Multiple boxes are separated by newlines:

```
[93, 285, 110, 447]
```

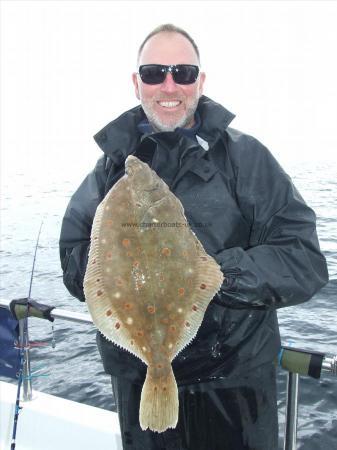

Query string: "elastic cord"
[278, 347, 285, 367]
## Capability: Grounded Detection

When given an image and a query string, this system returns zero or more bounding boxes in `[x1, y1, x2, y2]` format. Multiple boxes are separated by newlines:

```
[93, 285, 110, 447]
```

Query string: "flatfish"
[84, 155, 223, 432]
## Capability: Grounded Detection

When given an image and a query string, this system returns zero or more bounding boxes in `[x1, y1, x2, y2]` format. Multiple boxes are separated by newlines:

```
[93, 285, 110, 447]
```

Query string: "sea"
[1, 156, 336, 450]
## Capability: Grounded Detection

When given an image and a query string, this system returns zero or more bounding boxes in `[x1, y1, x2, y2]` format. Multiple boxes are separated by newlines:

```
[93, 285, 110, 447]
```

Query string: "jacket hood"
[93, 95, 236, 162]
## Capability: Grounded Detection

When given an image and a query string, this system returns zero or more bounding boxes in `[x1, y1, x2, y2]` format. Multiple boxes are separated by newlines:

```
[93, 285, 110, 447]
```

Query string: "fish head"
[125, 155, 168, 206]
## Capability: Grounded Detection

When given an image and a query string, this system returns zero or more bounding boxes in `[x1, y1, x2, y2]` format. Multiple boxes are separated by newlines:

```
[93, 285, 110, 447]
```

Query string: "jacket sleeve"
[59, 156, 109, 301]
[214, 135, 329, 309]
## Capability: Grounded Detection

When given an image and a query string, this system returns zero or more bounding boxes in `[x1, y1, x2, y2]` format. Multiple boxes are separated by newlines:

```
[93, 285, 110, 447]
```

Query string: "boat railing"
[0, 297, 336, 450]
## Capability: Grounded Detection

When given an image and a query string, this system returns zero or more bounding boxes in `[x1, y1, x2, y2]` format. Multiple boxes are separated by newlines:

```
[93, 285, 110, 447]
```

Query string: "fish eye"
[144, 183, 159, 193]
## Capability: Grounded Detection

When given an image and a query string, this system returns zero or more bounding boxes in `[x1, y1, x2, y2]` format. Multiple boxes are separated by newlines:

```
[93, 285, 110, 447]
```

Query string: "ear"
[132, 72, 140, 100]
[198, 72, 206, 96]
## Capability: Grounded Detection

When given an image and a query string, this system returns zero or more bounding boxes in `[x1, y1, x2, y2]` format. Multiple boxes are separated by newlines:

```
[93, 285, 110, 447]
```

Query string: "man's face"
[132, 32, 206, 132]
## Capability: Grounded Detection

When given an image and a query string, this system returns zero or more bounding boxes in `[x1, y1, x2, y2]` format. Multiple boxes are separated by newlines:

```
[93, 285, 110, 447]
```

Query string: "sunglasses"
[138, 64, 199, 85]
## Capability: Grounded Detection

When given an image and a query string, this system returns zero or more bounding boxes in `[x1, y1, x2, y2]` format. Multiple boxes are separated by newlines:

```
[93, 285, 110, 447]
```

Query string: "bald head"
[137, 24, 200, 66]
[138, 32, 200, 68]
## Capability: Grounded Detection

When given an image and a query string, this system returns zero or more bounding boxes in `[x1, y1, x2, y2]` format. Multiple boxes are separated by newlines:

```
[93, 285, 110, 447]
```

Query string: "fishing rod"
[10, 221, 44, 450]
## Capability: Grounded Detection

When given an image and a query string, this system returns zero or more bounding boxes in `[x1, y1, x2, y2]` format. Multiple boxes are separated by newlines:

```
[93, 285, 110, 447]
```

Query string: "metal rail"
[50, 308, 93, 324]
[284, 372, 299, 450]
[0, 297, 336, 450]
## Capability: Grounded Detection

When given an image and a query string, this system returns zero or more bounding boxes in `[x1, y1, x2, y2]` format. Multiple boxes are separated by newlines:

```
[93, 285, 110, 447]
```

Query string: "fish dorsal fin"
[84, 180, 147, 363]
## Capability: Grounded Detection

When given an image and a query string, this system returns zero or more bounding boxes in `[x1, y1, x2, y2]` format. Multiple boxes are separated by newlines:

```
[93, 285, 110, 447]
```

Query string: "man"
[59, 24, 328, 450]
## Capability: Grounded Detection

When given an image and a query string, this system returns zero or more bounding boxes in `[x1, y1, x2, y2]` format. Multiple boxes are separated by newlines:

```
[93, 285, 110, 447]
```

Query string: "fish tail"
[139, 365, 178, 433]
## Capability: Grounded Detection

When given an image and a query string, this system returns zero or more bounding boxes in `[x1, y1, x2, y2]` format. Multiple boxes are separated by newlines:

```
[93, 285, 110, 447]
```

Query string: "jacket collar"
[93, 95, 235, 164]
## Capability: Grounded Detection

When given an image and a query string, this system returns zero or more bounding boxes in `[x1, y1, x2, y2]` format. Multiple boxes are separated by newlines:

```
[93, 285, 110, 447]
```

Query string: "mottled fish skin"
[84, 155, 223, 432]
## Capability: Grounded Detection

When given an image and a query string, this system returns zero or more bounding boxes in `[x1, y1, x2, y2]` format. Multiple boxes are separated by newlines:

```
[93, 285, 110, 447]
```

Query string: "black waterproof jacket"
[59, 96, 328, 386]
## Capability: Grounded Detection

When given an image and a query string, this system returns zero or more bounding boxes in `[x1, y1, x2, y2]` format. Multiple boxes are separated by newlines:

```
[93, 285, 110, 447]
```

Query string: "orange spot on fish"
[192, 305, 198, 311]
[122, 239, 131, 248]
[157, 363, 163, 369]
[178, 287, 185, 296]
[161, 247, 171, 256]
[185, 321, 191, 327]
[106, 252, 112, 260]
[169, 325, 176, 333]
[115, 322, 121, 330]
[96, 290, 103, 296]
[137, 330, 144, 337]
[92, 259, 96, 265]
[126, 251, 133, 257]
[133, 260, 140, 267]
[106, 309, 112, 317]
[200, 283, 207, 289]
[116, 277, 123, 286]
[147, 305, 156, 314]
[163, 386, 167, 392]
[124, 303, 133, 310]
[159, 273, 165, 282]
[106, 219, 113, 226]
[161, 318, 169, 325]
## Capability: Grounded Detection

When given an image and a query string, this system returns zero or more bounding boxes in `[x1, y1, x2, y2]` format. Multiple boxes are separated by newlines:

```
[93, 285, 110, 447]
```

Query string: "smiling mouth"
[157, 101, 182, 108]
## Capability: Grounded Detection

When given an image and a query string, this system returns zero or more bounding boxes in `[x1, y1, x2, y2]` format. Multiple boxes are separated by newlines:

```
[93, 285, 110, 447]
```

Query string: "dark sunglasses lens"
[139, 66, 165, 84]
[139, 65, 199, 85]
[173, 65, 199, 84]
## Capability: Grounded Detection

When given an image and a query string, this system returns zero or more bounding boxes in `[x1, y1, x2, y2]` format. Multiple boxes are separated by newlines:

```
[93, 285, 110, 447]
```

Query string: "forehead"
[139, 32, 199, 66]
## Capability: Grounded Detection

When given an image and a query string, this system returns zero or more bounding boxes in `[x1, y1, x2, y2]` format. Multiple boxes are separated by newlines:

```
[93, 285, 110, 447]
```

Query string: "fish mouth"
[125, 155, 143, 174]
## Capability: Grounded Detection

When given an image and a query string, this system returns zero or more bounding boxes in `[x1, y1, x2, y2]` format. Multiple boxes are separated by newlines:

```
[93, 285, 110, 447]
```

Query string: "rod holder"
[283, 372, 299, 450]
[18, 319, 32, 401]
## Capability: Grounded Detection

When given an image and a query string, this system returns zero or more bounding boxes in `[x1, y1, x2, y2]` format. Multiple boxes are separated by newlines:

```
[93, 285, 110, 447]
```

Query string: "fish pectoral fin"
[139, 365, 178, 433]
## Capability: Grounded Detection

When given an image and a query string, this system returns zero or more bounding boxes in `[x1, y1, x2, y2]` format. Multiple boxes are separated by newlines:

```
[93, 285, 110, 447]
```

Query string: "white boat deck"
[0, 381, 122, 450]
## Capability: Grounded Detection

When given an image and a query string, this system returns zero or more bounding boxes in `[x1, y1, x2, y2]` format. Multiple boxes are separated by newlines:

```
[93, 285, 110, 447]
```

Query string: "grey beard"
[141, 99, 199, 132]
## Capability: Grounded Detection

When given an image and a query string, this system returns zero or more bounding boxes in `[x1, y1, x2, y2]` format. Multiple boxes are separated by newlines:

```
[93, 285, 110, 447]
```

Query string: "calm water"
[1, 158, 336, 450]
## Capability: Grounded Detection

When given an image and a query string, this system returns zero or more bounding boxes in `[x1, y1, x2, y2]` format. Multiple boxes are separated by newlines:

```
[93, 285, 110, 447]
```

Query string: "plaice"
[84, 155, 223, 432]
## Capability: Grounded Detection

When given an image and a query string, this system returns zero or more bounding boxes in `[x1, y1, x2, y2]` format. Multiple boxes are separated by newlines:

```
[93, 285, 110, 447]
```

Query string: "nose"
[160, 72, 178, 93]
